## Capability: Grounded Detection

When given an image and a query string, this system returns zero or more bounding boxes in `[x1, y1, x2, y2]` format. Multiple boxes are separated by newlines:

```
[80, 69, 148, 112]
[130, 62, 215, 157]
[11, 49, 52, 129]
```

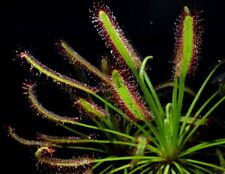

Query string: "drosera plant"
[8, 2, 225, 174]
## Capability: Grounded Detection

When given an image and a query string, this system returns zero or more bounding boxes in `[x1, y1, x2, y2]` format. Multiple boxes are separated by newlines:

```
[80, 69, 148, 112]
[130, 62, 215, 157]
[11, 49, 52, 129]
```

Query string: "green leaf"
[112, 69, 150, 121]
[180, 138, 225, 157]
[77, 98, 107, 119]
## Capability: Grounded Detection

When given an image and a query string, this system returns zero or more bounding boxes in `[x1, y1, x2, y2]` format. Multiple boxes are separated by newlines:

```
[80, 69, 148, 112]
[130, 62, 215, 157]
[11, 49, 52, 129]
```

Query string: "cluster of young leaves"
[9, 3, 225, 174]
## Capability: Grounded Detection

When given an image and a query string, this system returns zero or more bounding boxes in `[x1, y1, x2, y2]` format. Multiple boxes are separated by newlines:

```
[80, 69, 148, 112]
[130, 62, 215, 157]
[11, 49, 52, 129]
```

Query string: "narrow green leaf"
[98, 10, 141, 70]
[139, 56, 153, 82]
[77, 97, 107, 119]
[112, 69, 151, 121]
[180, 138, 225, 157]
[185, 159, 225, 172]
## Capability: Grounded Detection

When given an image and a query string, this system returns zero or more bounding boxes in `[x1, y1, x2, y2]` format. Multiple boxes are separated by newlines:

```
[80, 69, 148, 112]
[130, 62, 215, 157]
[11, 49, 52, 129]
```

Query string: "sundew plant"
[8, 2, 225, 174]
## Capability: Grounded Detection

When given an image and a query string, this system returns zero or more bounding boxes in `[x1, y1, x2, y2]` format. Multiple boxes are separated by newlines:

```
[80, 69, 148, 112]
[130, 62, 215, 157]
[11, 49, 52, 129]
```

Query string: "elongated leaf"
[112, 69, 152, 121]
[20, 52, 97, 94]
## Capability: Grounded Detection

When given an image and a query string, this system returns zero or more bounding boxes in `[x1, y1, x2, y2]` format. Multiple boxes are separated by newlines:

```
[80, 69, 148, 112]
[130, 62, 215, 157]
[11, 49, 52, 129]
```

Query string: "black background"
[2, 0, 225, 173]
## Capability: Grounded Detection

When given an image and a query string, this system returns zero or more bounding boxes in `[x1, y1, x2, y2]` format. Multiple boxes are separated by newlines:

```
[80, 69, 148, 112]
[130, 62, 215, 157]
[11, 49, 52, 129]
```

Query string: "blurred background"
[2, 0, 225, 173]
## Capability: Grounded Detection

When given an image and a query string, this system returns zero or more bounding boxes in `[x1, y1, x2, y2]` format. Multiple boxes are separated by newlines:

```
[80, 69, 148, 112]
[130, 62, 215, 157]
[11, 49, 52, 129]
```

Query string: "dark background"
[2, 0, 225, 173]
